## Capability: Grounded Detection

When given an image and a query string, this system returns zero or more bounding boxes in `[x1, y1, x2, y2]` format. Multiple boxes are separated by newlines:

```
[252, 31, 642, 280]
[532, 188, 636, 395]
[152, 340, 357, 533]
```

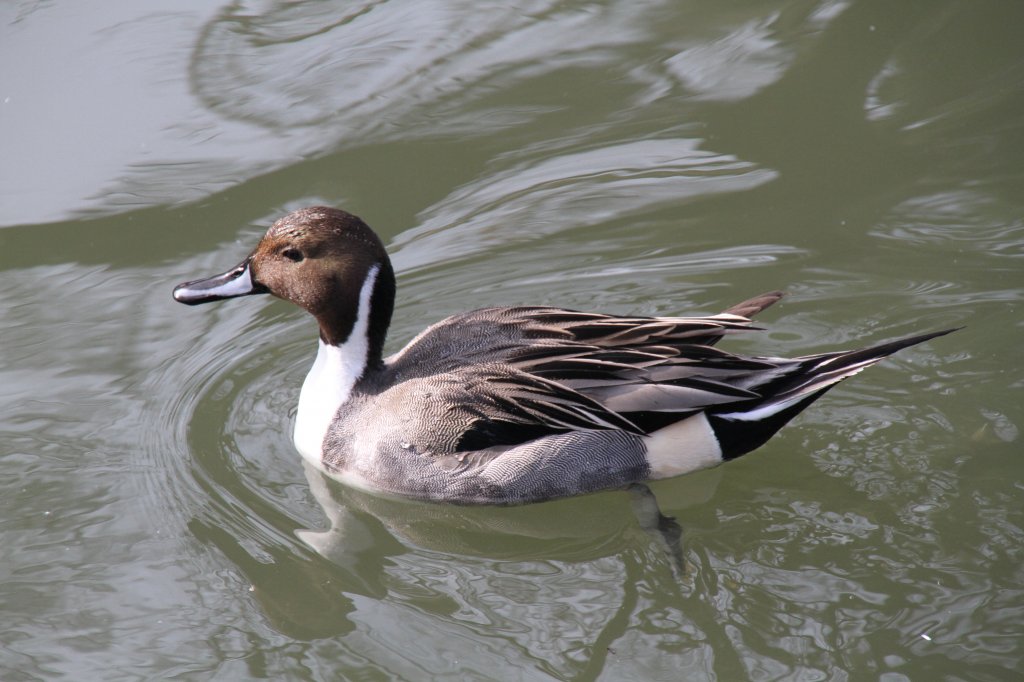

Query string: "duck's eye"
[282, 248, 304, 263]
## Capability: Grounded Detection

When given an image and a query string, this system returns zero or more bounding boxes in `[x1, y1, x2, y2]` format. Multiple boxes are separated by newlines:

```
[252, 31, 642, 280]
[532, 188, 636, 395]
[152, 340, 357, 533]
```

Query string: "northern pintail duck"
[174, 207, 955, 505]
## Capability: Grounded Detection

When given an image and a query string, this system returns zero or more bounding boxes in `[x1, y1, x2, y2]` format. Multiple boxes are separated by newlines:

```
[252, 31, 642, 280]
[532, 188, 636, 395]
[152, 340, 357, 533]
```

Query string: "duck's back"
[382, 304, 757, 379]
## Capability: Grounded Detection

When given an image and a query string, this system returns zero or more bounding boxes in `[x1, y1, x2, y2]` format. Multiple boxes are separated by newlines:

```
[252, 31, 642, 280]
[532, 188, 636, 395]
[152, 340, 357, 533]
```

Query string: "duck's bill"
[173, 258, 267, 305]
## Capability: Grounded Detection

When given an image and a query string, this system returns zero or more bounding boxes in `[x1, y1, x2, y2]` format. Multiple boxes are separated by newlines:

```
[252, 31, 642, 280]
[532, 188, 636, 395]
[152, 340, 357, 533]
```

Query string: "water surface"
[2, 1, 1022, 679]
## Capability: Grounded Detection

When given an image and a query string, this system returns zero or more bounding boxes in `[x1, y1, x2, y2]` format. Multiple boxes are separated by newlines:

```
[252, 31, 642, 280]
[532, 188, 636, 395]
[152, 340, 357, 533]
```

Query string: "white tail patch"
[717, 363, 872, 422]
[644, 413, 723, 479]
[293, 265, 379, 464]
[715, 393, 805, 422]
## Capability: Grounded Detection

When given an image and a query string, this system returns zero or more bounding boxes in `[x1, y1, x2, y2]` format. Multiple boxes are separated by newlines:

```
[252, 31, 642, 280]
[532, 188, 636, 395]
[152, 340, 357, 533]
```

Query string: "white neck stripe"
[293, 265, 380, 464]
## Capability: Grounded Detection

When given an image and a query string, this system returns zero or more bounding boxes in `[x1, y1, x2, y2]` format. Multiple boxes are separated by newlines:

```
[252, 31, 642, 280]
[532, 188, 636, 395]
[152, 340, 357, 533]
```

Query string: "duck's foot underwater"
[627, 483, 686, 578]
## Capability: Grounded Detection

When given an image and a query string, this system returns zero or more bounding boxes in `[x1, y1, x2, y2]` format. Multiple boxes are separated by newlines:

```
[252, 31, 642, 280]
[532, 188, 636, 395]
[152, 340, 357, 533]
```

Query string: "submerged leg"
[627, 483, 685, 577]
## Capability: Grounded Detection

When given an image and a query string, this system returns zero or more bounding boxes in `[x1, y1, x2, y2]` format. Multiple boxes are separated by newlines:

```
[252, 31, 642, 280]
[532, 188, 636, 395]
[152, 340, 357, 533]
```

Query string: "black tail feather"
[708, 391, 826, 460]
[800, 327, 961, 373]
[706, 327, 960, 460]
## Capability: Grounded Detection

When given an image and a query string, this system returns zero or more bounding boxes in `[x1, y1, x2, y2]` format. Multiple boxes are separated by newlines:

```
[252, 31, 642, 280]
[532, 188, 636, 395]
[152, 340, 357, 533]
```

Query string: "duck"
[173, 206, 956, 506]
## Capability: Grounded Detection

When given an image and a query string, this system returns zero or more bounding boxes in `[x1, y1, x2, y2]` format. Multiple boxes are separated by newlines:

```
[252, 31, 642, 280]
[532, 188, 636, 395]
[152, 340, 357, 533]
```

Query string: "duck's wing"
[387, 290, 785, 375]
[508, 342, 774, 417]
[500, 289, 784, 350]
[444, 367, 645, 452]
[495, 292, 788, 422]
[385, 292, 790, 435]
[400, 343, 781, 454]
[385, 291, 793, 438]
[383, 344, 778, 455]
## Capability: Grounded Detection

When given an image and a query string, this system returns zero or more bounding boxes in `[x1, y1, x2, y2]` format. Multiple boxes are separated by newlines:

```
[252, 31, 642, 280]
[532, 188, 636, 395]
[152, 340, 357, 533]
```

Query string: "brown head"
[174, 207, 396, 364]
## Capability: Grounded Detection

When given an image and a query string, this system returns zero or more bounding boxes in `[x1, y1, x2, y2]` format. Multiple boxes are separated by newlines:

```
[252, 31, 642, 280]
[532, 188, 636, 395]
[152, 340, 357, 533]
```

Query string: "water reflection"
[191, 433, 705, 675]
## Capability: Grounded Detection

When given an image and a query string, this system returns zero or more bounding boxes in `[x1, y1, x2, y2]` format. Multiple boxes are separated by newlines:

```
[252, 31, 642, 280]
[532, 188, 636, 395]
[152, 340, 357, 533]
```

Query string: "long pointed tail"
[707, 327, 960, 460]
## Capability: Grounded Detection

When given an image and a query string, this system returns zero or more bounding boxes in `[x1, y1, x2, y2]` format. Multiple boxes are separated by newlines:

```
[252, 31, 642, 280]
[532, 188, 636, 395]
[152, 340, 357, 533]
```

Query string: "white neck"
[293, 265, 379, 464]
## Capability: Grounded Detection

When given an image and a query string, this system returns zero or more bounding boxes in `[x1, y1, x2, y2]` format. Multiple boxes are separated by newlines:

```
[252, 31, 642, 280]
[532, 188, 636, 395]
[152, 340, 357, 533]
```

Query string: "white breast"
[293, 265, 379, 464]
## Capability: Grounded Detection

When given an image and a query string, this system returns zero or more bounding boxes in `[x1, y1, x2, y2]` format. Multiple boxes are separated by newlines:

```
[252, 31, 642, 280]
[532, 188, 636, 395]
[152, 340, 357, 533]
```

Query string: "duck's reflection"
[299, 460, 649, 561]
[194, 458, 725, 676]
[298, 459, 726, 560]
[300, 463, 719, 647]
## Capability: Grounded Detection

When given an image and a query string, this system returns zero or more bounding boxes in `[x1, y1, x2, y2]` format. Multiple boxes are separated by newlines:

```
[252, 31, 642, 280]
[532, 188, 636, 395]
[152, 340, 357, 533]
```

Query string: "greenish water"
[2, 1, 1022, 680]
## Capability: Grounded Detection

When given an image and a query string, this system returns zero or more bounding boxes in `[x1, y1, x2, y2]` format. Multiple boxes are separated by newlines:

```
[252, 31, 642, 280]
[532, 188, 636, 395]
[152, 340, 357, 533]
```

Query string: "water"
[2, 1, 1022, 679]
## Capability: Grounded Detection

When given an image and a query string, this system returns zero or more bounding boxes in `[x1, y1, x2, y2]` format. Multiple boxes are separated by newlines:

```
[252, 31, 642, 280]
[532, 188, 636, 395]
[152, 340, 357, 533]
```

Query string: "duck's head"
[173, 207, 396, 359]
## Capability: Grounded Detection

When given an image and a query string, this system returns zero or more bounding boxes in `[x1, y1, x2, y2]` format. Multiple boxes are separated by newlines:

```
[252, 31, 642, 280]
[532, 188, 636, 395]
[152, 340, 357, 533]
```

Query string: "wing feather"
[385, 293, 797, 449]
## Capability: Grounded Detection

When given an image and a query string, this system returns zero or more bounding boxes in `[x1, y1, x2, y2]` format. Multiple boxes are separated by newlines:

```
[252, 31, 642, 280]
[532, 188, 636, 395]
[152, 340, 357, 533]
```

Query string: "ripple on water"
[873, 189, 1024, 259]
[191, 1, 650, 134]
[390, 137, 778, 274]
